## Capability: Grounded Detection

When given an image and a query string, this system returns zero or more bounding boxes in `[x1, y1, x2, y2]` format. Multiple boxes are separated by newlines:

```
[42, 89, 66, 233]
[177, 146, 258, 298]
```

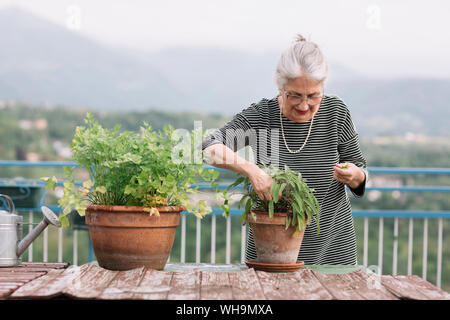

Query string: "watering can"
[0, 194, 61, 267]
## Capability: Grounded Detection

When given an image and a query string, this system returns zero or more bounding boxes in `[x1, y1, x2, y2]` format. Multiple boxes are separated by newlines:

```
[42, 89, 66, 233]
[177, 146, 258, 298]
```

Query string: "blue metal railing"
[1, 161, 450, 218]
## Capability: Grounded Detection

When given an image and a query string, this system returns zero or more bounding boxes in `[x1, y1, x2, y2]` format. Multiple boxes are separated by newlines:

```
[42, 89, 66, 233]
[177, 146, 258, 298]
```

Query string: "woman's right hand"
[203, 144, 276, 201]
[247, 166, 274, 201]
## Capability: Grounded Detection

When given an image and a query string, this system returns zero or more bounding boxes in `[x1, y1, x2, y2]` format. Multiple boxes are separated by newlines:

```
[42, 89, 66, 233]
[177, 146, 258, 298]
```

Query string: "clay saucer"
[245, 260, 305, 272]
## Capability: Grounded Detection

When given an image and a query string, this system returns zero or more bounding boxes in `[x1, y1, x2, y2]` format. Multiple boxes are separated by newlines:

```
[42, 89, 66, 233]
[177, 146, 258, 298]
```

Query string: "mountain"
[0, 6, 449, 137]
[144, 46, 279, 112]
[327, 77, 450, 137]
[0, 6, 189, 110]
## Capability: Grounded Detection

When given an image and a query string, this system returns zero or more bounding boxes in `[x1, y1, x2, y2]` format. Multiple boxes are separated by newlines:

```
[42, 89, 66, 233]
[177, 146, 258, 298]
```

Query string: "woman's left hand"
[333, 162, 365, 189]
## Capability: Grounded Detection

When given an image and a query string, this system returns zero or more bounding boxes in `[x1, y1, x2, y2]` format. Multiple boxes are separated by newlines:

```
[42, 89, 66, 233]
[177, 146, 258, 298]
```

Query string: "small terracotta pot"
[85, 204, 184, 271]
[249, 209, 307, 264]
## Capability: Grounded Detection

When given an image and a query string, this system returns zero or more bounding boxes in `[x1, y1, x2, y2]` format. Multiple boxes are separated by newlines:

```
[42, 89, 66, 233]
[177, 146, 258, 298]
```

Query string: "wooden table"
[1, 262, 449, 300]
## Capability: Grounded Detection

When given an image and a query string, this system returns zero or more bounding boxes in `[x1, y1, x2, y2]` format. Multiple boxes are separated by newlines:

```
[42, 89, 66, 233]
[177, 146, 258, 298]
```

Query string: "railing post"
[241, 224, 246, 264]
[378, 217, 384, 275]
[196, 217, 201, 263]
[226, 215, 231, 264]
[43, 228, 48, 262]
[392, 217, 399, 276]
[422, 218, 428, 280]
[437, 218, 443, 288]
[28, 211, 33, 262]
[58, 227, 63, 263]
[407, 218, 414, 275]
[73, 229, 78, 266]
[363, 217, 369, 267]
[211, 215, 216, 264]
[180, 213, 186, 263]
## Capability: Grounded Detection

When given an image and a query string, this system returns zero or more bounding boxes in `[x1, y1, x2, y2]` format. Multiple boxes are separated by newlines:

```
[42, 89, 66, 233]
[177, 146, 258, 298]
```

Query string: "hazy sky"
[1, 0, 449, 78]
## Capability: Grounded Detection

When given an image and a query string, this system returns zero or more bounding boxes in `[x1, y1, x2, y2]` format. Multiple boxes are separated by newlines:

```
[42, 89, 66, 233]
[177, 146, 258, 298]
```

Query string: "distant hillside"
[0, 6, 449, 137]
[0, 103, 230, 161]
[327, 77, 450, 137]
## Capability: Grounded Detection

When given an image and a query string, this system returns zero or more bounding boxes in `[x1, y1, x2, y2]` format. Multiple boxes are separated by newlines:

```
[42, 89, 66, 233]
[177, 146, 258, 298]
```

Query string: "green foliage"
[221, 165, 320, 236]
[42, 113, 219, 226]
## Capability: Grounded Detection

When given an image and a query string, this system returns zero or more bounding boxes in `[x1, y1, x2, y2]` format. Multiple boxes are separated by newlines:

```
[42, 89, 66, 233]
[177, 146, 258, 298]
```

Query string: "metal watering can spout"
[16, 206, 62, 257]
[1, 194, 62, 267]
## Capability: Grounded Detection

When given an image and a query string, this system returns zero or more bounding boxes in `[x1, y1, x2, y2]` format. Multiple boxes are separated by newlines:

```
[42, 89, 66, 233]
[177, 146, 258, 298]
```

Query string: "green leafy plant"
[42, 113, 219, 227]
[221, 165, 320, 237]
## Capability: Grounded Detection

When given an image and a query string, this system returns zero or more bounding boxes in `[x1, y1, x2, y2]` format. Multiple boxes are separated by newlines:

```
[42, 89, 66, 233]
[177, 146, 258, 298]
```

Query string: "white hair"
[274, 34, 329, 89]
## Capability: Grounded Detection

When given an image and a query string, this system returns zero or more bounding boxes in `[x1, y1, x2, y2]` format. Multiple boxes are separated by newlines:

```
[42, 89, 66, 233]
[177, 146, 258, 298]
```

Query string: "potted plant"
[42, 113, 219, 271]
[221, 165, 320, 265]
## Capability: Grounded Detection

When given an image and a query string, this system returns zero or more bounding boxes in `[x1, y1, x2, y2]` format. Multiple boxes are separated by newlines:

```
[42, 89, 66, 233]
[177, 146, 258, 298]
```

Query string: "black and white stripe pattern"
[202, 95, 368, 265]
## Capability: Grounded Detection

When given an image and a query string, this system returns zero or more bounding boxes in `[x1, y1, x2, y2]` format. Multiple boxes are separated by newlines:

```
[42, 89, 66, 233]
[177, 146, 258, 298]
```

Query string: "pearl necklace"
[279, 107, 314, 154]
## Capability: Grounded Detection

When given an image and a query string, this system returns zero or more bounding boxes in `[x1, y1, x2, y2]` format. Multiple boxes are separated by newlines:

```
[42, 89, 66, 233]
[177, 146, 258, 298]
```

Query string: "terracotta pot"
[85, 204, 184, 271]
[249, 209, 307, 264]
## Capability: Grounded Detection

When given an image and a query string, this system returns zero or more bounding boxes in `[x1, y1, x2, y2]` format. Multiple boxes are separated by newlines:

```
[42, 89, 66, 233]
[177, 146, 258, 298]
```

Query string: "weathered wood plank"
[21, 262, 69, 269]
[0, 270, 47, 299]
[0, 287, 16, 299]
[335, 270, 398, 300]
[0, 267, 66, 273]
[0, 281, 27, 298]
[292, 268, 334, 300]
[381, 275, 429, 300]
[99, 267, 146, 300]
[167, 270, 200, 300]
[0, 281, 26, 286]
[0, 262, 69, 273]
[381, 275, 450, 300]
[63, 264, 118, 299]
[10, 266, 85, 299]
[256, 269, 333, 300]
[200, 271, 232, 300]
[310, 270, 366, 300]
[228, 268, 266, 300]
[404, 275, 450, 300]
[255, 271, 285, 300]
[131, 269, 173, 300]
[0, 272, 46, 280]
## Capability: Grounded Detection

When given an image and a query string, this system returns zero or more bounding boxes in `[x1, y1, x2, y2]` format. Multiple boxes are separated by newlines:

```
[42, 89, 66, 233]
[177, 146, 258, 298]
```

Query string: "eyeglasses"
[283, 89, 323, 105]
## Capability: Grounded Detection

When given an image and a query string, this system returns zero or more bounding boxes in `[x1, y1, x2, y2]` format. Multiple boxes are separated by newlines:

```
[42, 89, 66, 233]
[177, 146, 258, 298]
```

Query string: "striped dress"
[202, 95, 368, 265]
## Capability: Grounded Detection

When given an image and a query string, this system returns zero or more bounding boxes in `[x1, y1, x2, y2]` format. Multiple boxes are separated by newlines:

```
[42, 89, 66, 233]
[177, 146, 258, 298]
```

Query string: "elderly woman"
[202, 34, 367, 265]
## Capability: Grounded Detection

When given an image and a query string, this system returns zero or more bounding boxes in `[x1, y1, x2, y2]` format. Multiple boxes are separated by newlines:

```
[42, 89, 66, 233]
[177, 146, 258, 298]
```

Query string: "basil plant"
[221, 165, 320, 237]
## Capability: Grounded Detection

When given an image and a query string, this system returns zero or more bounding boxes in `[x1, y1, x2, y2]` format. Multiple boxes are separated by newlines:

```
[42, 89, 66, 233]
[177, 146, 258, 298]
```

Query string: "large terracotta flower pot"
[249, 209, 307, 264]
[85, 204, 184, 271]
